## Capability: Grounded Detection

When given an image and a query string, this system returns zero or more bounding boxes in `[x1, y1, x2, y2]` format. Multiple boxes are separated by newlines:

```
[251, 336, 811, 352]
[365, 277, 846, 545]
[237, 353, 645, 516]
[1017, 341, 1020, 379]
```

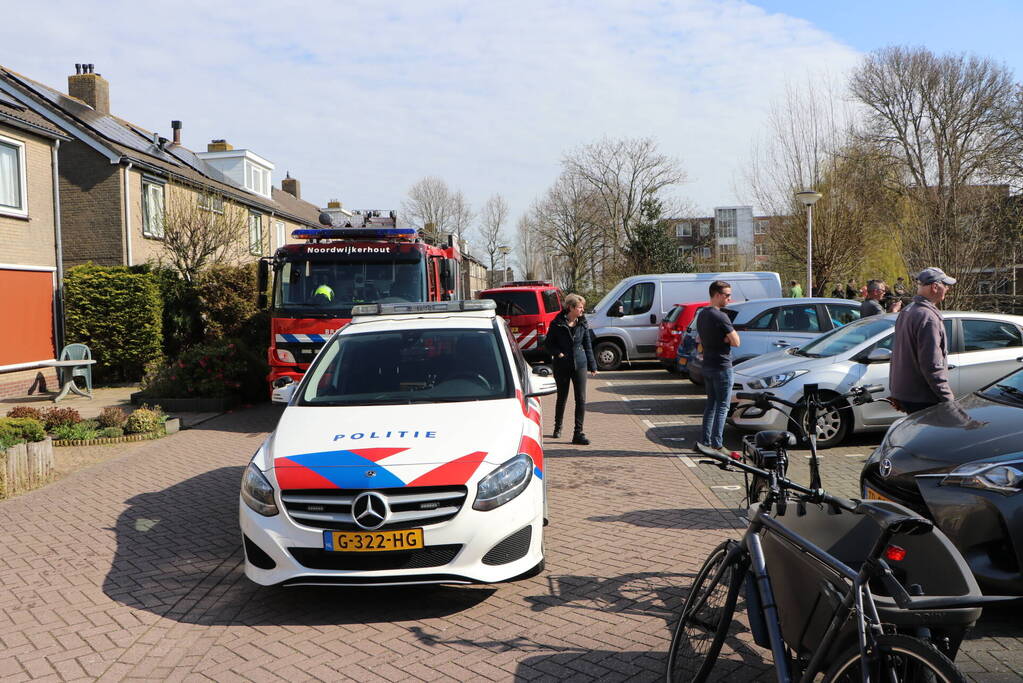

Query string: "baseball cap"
[915, 267, 956, 286]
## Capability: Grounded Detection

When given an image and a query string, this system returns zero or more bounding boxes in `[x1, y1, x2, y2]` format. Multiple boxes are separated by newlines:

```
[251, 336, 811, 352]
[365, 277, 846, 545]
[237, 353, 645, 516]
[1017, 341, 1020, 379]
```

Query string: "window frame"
[754, 219, 768, 235]
[777, 304, 821, 333]
[0, 134, 29, 218]
[275, 219, 286, 249]
[248, 211, 263, 255]
[141, 177, 166, 239]
[675, 222, 692, 238]
[960, 317, 1023, 353]
[197, 192, 224, 214]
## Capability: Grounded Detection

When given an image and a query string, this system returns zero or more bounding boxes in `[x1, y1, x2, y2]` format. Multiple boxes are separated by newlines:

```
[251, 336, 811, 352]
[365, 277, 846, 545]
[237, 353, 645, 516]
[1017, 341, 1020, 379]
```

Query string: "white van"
[588, 272, 782, 370]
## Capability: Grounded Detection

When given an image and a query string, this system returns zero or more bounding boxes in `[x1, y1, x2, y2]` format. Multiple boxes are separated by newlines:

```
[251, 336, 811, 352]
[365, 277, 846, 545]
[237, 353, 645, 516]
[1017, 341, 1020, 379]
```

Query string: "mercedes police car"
[239, 299, 557, 586]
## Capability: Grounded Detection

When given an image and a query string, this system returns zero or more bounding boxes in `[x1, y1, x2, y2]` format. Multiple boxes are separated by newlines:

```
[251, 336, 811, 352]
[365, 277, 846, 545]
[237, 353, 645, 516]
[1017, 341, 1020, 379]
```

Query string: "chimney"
[171, 120, 182, 145]
[207, 139, 233, 152]
[67, 63, 110, 114]
[282, 172, 300, 199]
[327, 200, 342, 209]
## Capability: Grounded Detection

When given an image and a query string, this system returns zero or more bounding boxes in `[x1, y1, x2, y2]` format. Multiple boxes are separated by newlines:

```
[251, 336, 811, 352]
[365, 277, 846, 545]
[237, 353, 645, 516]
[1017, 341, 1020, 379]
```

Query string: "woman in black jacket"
[544, 293, 598, 445]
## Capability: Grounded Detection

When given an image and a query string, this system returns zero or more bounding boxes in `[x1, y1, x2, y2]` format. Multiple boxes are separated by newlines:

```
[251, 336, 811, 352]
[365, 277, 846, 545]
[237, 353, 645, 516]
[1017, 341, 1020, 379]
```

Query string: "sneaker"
[717, 446, 738, 459]
[572, 432, 590, 445]
[552, 426, 562, 439]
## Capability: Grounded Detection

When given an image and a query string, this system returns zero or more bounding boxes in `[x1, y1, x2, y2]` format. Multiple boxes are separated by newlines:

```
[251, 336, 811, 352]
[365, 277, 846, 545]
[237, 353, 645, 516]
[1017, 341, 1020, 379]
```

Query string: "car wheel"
[595, 341, 623, 371]
[795, 400, 850, 449]
[689, 365, 704, 385]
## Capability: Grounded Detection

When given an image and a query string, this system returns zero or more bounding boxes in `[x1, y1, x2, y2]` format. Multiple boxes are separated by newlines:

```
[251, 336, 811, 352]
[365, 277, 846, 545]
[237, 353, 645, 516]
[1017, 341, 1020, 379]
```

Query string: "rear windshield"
[541, 289, 561, 313]
[480, 291, 539, 315]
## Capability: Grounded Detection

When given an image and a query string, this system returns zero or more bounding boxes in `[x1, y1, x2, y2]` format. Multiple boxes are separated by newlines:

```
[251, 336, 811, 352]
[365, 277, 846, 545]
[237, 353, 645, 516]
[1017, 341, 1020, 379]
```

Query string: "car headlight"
[473, 453, 533, 511]
[941, 459, 1023, 495]
[241, 463, 280, 516]
[747, 370, 808, 390]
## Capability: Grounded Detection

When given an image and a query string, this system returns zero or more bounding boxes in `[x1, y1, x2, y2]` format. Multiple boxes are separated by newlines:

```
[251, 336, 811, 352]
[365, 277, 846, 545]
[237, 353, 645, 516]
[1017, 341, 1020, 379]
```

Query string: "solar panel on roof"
[0, 90, 25, 109]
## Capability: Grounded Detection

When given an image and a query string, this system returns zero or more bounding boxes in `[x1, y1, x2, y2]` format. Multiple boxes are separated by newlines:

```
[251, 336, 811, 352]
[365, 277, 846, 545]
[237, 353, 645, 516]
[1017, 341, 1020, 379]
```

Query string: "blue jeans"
[701, 365, 734, 449]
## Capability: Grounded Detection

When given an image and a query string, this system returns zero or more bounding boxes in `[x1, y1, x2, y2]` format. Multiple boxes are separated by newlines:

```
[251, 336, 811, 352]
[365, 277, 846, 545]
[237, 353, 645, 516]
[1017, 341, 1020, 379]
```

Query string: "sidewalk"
[0, 384, 223, 428]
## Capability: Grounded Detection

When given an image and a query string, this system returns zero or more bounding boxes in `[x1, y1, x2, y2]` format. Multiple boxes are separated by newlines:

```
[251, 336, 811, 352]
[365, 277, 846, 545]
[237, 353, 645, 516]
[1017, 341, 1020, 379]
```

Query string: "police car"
[240, 300, 556, 586]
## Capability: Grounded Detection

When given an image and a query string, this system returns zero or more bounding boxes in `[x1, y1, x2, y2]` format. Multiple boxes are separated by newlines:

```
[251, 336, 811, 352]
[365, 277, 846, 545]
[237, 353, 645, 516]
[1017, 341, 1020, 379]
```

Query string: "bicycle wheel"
[666, 540, 744, 683]
[822, 634, 966, 683]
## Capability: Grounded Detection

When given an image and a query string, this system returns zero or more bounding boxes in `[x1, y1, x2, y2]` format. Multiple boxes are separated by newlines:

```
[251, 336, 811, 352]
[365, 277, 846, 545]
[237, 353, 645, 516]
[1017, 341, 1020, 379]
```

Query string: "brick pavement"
[0, 365, 1018, 681]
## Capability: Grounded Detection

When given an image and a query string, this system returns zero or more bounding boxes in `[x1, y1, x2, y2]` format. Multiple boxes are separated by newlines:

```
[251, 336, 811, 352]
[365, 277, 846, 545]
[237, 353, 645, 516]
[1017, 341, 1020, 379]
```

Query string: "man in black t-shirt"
[696, 280, 741, 454]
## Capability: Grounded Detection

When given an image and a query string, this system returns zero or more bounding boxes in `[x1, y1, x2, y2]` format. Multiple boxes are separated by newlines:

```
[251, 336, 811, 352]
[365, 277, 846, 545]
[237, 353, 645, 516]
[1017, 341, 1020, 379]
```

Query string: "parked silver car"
[682, 297, 862, 384]
[730, 311, 1023, 447]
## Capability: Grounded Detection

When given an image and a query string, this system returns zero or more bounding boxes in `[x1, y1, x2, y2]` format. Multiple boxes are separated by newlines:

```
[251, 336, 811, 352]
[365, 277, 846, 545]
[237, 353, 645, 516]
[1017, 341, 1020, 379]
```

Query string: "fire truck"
[258, 210, 461, 394]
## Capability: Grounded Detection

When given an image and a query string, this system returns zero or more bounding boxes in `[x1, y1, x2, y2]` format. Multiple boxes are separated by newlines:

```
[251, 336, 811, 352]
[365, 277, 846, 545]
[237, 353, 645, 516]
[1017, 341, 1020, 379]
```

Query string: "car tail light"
[884, 545, 906, 562]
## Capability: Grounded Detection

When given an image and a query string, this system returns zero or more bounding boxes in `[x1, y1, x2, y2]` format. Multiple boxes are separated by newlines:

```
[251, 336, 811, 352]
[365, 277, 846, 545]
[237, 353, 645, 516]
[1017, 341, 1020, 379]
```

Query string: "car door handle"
[650, 314, 657, 324]
[773, 340, 790, 347]
[1017, 356, 1023, 362]
[948, 365, 957, 370]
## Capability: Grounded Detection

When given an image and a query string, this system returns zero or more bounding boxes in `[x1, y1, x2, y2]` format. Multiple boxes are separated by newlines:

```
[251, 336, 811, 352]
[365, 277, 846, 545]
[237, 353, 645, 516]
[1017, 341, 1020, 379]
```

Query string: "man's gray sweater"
[890, 295, 953, 404]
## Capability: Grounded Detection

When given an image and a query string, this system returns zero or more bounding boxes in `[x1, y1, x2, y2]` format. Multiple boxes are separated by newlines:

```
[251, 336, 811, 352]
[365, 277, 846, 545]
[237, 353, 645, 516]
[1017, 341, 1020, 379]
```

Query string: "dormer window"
[245, 162, 270, 197]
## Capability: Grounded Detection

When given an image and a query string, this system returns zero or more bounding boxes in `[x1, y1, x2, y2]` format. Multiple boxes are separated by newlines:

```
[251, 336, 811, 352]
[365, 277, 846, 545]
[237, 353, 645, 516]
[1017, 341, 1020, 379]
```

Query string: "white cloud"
[2, 0, 861, 229]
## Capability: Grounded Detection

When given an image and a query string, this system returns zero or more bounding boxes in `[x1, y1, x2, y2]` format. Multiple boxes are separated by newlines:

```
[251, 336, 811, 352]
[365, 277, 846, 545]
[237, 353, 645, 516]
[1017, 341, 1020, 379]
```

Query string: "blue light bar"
[352, 300, 497, 316]
[292, 228, 418, 240]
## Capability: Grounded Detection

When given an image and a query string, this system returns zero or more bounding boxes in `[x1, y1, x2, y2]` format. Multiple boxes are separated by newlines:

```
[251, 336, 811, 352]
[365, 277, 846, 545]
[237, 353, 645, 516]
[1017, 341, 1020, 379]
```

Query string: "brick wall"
[58, 140, 123, 267]
[0, 125, 56, 267]
[0, 368, 58, 399]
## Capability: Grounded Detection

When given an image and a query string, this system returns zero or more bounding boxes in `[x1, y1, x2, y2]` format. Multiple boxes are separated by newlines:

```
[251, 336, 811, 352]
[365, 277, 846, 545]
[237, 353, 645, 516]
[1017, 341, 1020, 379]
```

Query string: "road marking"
[712, 485, 742, 491]
[619, 395, 691, 401]
[642, 420, 689, 427]
[676, 454, 697, 468]
[843, 453, 865, 458]
[663, 437, 687, 441]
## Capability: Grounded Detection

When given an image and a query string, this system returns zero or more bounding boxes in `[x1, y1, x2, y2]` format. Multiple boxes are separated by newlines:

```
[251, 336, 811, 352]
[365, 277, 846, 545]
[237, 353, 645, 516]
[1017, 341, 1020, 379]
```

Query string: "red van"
[656, 301, 708, 373]
[479, 281, 563, 360]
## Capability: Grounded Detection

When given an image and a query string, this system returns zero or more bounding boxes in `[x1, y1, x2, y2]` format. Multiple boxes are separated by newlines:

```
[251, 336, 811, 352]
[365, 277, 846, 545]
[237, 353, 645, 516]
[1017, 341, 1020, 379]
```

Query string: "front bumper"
[240, 478, 545, 587]
[861, 461, 1023, 593]
[728, 374, 791, 431]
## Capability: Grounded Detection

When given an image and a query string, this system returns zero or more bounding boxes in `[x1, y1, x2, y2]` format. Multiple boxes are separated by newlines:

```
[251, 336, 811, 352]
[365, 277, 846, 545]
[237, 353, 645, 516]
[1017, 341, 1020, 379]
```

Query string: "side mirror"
[441, 258, 458, 293]
[271, 376, 297, 404]
[257, 259, 270, 309]
[531, 364, 552, 377]
[608, 303, 624, 318]
[865, 348, 892, 363]
[527, 372, 558, 397]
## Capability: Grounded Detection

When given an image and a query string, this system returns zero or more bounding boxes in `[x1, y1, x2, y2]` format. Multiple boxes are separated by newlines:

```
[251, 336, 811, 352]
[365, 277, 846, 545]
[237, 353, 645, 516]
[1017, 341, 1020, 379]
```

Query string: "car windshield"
[480, 291, 539, 316]
[979, 366, 1023, 405]
[796, 316, 895, 358]
[298, 328, 511, 406]
[273, 254, 425, 317]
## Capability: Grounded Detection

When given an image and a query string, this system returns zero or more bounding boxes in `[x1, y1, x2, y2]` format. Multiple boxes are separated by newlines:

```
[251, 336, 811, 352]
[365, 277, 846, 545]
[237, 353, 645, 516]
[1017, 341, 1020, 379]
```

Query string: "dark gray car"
[861, 366, 1023, 593]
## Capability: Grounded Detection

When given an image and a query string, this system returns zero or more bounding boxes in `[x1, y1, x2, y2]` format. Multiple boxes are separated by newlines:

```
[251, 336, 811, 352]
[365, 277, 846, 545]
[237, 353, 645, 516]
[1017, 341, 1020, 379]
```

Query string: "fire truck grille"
[281, 486, 469, 531]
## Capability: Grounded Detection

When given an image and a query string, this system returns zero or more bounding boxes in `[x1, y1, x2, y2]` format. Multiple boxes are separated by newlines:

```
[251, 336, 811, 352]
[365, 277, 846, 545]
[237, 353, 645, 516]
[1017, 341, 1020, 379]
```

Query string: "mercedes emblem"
[351, 491, 389, 530]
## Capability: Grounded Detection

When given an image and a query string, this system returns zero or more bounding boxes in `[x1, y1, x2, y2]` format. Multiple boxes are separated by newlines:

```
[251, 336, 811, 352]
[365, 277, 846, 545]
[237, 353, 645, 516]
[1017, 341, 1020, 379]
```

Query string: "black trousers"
[553, 362, 587, 434]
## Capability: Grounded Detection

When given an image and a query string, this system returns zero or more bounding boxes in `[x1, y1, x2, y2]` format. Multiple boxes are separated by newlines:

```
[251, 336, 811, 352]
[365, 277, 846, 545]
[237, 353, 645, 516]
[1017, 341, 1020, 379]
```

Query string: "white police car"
[240, 300, 557, 586]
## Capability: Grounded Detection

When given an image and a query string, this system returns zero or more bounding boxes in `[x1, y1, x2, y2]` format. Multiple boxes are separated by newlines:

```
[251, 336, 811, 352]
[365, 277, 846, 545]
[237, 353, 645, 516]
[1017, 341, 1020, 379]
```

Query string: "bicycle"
[666, 385, 1016, 682]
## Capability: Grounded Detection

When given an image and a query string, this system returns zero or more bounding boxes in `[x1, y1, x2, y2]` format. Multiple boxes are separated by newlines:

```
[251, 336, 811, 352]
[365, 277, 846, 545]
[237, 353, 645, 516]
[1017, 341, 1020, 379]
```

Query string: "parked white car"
[241, 300, 556, 586]
[730, 311, 1023, 447]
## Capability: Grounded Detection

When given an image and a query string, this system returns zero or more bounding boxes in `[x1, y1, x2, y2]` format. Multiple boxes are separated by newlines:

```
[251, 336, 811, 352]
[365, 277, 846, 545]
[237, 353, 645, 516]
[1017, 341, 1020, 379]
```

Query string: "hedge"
[64, 264, 163, 382]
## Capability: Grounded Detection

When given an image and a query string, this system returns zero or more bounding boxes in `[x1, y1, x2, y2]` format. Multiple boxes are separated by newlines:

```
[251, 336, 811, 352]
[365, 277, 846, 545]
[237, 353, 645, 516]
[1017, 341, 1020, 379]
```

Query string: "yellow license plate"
[865, 487, 893, 503]
[324, 528, 424, 552]
[678, 357, 688, 365]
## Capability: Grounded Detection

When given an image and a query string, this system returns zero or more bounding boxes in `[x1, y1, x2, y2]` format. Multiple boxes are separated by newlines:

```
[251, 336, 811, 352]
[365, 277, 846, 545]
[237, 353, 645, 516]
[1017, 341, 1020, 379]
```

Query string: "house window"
[197, 193, 224, 213]
[245, 162, 270, 197]
[675, 222, 692, 238]
[0, 136, 27, 217]
[718, 244, 736, 261]
[142, 180, 165, 238]
[699, 221, 710, 236]
[700, 247, 711, 258]
[755, 220, 768, 235]
[275, 220, 286, 249]
[755, 243, 766, 256]
[248, 212, 263, 254]
[717, 209, 737, 238]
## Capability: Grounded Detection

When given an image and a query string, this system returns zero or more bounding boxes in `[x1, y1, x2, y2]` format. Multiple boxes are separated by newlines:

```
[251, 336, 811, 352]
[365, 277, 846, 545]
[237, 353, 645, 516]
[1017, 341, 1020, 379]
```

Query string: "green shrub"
[52, 423, 100, 441]
[98, 426, 124, 438]
[196, 264, 260, 339]
[97, 406, 129, 429]
[42, 406, 81, 431]
[6, 406, 43, 421]
[64, 264, 163, 382]
[0, 417, 47, 448]
[141, 340, 259, 399]
[125, 405, 165, 434]
[80, 419, 100, 430]
[142, 265, 204, 360]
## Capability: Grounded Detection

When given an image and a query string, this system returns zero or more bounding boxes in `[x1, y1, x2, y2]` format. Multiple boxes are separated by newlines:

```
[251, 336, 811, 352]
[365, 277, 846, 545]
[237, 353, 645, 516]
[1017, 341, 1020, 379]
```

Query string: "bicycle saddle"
[754, 430, 797, 449]
[853, 502, 933, 536]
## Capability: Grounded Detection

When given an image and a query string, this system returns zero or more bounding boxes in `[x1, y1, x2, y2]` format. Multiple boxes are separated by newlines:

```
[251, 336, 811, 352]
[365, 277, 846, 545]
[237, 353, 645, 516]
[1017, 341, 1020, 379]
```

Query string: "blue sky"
[3, 1, 1021, 252]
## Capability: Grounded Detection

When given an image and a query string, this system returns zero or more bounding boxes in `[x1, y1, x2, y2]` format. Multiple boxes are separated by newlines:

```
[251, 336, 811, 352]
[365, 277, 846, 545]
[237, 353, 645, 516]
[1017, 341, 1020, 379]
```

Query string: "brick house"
[0, 64, 323, 273]
[0, 85, 71, 397]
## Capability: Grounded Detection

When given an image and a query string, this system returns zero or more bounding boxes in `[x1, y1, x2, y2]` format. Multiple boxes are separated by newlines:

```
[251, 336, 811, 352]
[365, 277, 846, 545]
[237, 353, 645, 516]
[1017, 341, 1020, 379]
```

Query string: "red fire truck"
[258, 211, 461, 393]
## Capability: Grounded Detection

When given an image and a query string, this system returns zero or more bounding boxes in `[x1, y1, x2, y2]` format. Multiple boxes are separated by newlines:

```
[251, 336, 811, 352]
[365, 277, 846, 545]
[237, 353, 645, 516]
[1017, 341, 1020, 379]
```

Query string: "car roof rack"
[351, 300, 497, 316]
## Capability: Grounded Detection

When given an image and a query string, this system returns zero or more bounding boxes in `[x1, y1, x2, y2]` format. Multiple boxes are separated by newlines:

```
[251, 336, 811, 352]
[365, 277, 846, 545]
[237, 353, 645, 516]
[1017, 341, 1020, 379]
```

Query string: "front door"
[952, 318, 1023, 394]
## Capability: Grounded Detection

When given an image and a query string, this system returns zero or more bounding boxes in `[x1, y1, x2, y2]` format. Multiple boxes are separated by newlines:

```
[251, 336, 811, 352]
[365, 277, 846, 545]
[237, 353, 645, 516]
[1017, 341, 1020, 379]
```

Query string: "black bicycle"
[666, 385, 1016, 683]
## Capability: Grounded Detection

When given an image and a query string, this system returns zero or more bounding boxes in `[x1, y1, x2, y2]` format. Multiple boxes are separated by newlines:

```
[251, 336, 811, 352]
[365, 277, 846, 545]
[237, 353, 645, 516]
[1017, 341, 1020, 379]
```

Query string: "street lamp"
[796, 190, 822, 296]
[498, 245, 510, 284]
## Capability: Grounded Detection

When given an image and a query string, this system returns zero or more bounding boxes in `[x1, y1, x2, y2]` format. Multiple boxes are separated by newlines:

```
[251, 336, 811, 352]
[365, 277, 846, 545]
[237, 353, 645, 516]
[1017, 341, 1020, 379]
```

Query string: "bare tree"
[515, 214, 545, 281]
[850, 46, 1018, 306]
[449, 190, 475, 247]
[160, 190, 249, 282]
[401, 176, 456, 244]
[563, 137, 686, 273]
[531, 170, 603, 292]
[479, 194, 510, 282]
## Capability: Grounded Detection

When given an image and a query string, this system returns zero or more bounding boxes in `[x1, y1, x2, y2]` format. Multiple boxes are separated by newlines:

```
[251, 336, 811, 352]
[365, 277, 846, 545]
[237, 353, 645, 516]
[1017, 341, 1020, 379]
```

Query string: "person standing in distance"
[696, 281, 740, 455]
[788, 280, 803, 298]
[545, 293, 598, 445]
[860, 279, 890, 317]
[890, 267, 956, 414]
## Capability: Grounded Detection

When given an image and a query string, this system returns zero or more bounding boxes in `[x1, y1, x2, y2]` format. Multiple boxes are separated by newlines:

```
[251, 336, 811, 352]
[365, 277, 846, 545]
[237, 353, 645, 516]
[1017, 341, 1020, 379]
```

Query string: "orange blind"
[0, 269, 55, 365]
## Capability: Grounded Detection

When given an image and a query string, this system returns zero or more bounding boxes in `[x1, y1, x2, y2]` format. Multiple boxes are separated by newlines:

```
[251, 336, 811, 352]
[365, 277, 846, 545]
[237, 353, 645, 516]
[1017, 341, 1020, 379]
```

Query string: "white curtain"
[0, 142, 21, 209]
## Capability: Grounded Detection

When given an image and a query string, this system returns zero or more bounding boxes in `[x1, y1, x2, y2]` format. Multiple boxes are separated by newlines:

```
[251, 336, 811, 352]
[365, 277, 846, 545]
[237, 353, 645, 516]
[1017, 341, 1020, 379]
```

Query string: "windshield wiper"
[790, 349, 822, 358]
[994, 384, 1023, 402]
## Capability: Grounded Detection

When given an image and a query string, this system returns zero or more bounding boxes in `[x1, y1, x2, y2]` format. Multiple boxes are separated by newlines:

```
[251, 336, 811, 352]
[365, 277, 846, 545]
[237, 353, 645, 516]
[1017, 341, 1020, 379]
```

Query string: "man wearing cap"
[889, 267, 956, 414]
